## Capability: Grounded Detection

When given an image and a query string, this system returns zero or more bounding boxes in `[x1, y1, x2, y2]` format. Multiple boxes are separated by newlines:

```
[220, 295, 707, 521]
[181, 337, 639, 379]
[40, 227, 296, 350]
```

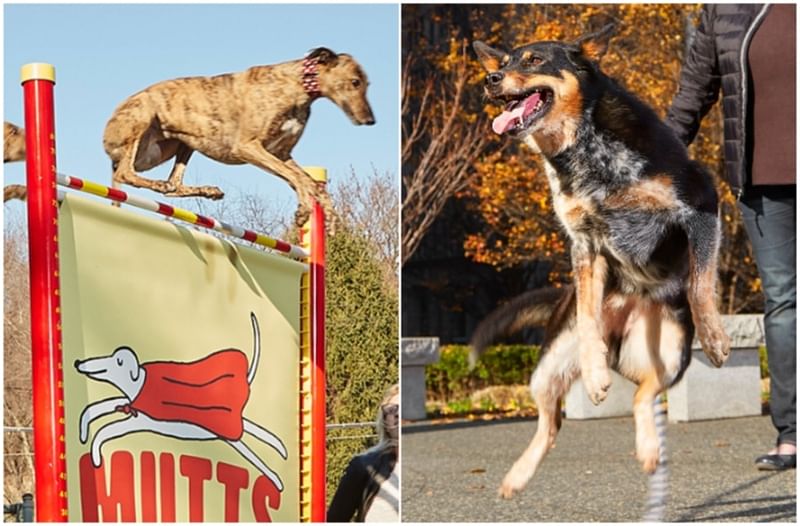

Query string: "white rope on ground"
[643, 392, 669, 522]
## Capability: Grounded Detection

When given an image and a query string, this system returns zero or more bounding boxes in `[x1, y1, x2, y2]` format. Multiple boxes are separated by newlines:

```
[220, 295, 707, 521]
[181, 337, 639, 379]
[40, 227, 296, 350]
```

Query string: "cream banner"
[59, 195, 304, 522]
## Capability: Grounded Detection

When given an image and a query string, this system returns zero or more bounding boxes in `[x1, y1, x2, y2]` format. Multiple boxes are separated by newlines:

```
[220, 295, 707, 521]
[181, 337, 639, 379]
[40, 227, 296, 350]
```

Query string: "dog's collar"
[302, 56, 322, 100]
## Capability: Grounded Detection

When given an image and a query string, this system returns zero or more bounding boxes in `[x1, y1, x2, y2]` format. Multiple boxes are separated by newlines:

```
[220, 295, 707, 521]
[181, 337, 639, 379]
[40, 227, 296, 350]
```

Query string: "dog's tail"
[468, 287, 565, 368]
[247, 312, 261, 385]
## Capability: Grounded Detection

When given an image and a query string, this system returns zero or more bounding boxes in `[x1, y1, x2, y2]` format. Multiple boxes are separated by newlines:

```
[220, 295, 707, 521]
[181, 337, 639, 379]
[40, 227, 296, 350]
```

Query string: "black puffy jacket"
[327, 447, 398, 522]
[666, 4, 770, 196]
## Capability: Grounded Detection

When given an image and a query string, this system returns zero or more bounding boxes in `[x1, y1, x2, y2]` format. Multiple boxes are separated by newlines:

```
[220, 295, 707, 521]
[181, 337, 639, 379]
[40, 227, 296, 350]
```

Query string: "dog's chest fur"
[541, 123, 688, 297]
[262, 107, 309, 161]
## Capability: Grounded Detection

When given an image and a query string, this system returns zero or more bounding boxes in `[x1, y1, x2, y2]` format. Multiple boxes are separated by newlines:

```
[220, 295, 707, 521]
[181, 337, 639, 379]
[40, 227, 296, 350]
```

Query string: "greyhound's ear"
[574, 23, 615, 62]
[308, 47, 338, 65]
[473, 41, 507, 72]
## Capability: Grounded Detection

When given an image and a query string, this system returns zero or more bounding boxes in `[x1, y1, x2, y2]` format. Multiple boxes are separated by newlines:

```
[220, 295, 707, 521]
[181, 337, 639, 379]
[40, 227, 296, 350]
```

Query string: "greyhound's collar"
[302, 57, 322, 100]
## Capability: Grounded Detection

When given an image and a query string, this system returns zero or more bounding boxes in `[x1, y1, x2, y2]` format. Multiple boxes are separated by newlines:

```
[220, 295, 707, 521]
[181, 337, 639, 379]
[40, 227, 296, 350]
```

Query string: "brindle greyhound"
[3, 121, 27, 202]
[103, 47, 375, 229]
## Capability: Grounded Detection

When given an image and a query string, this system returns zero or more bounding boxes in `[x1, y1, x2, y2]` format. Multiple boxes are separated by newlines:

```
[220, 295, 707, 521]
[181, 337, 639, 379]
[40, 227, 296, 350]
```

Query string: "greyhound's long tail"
[247, 313, 261, 384]
[469, 287, 566, 367]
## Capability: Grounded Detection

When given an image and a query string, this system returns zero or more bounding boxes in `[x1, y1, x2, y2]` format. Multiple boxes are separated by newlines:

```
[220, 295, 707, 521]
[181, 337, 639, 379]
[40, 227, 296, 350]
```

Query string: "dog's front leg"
[79, 397, 129, 444]
[686, 211, 730, 367]
[284, 159, 338, 229]
[231, 141, 319, 225]
[573, 245, 612, 405]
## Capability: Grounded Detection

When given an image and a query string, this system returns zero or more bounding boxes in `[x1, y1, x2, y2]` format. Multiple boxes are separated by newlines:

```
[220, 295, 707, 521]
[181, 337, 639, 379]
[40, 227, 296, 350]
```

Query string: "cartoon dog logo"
[74, 312, 287, 491]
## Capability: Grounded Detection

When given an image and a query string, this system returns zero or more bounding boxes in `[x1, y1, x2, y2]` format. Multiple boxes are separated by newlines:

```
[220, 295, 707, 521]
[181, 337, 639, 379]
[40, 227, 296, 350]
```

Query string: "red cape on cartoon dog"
[118, 349, 250, 441]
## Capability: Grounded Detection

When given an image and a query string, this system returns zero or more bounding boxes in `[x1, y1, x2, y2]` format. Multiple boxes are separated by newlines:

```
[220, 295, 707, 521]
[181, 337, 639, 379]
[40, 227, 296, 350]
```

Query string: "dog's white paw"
[637, 435, 660, 474]
[582, 365, 612, 406]
[498, 463, 533, 500]
[498, 475, 522, 500]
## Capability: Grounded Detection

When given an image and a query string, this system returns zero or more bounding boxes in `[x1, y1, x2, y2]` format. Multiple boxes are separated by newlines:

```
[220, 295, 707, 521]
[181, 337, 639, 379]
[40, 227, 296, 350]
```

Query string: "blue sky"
[3, 2, 399, 222]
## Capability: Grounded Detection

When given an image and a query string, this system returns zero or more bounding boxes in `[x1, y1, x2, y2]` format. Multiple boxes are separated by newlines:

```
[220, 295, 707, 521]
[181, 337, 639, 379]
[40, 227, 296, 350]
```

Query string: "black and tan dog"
[103, 47, 375, 229]
[472, 25, 730, 498]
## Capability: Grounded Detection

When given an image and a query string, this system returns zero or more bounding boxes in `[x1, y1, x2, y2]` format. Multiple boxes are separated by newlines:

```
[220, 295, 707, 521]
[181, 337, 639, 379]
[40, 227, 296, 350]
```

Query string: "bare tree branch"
[401, 41, 494, 265]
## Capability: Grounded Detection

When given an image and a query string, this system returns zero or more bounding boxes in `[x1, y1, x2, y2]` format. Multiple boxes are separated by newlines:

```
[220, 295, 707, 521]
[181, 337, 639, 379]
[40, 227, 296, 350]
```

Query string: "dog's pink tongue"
[491, 92, 541, 135]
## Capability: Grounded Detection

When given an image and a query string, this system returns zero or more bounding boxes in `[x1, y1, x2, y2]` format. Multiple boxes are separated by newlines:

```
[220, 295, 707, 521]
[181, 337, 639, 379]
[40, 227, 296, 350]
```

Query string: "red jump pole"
[302, 167, 327, 522]
[311, 195, 326, 522]
[22, 63, 68, 522]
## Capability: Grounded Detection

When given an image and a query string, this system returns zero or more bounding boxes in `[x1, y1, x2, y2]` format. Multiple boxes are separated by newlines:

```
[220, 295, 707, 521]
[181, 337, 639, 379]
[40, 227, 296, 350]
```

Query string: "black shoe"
[755, 454, 796, 471]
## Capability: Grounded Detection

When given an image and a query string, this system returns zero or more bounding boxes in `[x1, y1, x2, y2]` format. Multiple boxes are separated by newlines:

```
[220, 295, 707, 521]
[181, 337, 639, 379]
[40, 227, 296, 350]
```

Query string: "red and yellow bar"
[57, 174, 307, 259]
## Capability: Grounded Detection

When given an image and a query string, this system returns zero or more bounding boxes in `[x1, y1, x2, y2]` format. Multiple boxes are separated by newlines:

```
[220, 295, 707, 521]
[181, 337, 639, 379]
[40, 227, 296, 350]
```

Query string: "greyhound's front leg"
[79, 397, 129, 444]
[285, 158, 337, 227]
[231, 141, 334, 230]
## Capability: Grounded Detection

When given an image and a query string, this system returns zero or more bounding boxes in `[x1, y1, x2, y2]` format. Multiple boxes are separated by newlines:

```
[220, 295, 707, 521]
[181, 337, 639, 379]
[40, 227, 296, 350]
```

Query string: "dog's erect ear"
[574, 23, 615, 62]
[473, 41, 507, 72]
[307, 47, 338, 65]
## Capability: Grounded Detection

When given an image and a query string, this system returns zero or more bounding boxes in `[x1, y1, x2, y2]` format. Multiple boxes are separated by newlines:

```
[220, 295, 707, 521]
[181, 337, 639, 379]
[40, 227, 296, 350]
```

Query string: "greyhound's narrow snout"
[349, 110, 375, 126]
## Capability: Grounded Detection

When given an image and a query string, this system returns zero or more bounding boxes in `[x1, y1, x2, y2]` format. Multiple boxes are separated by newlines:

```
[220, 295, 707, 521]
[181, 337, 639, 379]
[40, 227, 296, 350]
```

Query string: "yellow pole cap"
[303, 166, 327, 184]
[21, 63, 56, 84]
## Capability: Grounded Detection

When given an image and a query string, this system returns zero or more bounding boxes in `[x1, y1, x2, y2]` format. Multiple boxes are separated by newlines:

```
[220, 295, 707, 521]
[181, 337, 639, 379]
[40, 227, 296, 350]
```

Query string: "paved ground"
[402, 415, 796, 522]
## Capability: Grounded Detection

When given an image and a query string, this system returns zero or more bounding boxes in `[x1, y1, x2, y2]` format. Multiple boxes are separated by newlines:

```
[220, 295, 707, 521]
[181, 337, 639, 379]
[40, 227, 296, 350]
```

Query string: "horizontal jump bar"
[56, 174, 309, 260]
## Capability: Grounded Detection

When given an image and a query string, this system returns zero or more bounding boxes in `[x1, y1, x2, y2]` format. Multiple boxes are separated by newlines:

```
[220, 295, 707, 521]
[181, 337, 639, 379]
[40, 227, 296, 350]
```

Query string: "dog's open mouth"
[492, 88, 554, 135]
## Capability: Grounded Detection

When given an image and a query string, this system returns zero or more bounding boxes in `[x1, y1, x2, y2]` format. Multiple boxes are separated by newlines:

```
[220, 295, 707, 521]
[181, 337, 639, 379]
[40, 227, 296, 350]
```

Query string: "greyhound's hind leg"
[111, 118, 176, 195]
[160, 142, 225, 199]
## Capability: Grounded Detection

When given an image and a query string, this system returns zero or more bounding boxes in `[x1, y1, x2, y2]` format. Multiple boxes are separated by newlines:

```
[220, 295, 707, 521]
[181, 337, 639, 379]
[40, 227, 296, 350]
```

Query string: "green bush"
[324, 226, 398, 504]
[426, 344, 541, 402]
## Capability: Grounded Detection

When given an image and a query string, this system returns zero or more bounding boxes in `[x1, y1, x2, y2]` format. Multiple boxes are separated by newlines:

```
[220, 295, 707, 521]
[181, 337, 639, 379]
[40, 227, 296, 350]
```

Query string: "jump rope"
[642, 393, 669, 522]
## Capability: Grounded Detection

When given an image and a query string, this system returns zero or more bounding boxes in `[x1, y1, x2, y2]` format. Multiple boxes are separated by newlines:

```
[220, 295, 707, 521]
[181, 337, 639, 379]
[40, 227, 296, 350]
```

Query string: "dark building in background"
[402, 197, 551, 344]
[401, 4, 552, 344]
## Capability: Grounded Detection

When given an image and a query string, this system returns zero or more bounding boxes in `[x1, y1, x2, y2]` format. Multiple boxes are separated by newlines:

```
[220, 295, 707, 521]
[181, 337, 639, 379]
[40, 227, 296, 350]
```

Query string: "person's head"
[375, 384, 399, 450]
